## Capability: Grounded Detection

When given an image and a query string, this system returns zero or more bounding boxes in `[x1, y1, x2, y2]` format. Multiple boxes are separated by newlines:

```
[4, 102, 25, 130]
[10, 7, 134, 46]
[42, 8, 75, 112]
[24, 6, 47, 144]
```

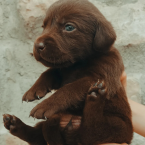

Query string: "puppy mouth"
[33, 48, 75, 67]
[41, 58, 73, 67]
[39, 55, 74, 68]
[42, 54, 74, 66]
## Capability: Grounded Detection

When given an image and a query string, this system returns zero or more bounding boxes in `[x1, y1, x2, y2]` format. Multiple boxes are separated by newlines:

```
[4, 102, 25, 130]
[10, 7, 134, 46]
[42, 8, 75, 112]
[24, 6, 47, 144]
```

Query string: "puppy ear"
[93, 20, 116, 52]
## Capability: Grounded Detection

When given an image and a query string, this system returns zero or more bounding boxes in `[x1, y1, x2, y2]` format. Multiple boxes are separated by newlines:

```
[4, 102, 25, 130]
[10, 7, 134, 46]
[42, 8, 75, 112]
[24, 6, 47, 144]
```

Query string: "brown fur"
[3, 0, 133, 145]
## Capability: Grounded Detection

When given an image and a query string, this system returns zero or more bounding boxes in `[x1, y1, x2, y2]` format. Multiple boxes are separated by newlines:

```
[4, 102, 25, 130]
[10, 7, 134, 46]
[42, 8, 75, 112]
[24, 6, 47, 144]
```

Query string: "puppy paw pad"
[3, 114, 19, 131]
[90, 92, 97, 97]
[88, 79, 107, 98]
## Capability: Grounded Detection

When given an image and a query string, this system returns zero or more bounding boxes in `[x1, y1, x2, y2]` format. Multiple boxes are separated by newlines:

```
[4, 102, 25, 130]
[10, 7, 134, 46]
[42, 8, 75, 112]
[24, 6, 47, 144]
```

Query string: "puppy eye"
[42, 25, 44, 28]
[65, 24, 75, 31]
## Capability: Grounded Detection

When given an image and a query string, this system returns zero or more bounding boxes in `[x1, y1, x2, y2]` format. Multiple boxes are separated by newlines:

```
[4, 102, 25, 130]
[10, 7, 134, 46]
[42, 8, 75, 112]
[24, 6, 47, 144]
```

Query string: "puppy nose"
[35, 42, 45, 52]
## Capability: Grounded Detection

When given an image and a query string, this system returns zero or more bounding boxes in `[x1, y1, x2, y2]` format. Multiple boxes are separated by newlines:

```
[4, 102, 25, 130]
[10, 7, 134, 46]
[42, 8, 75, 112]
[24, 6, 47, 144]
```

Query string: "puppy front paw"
[22, 83, 50, 102]
[29, 100, 57, 119]
[88, 79, 107, 101]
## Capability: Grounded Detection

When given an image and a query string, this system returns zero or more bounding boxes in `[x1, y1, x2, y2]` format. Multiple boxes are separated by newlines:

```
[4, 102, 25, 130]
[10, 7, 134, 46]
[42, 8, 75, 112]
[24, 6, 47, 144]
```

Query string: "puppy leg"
[42, 114, 65, 145]
[29, 77, 93, 119]
[43, 114, 80, 145]
[79, 80, 133, 145]
[22, 68, 61, 102]
[3, 114, 47, 145]
[62, 117, 80, 145]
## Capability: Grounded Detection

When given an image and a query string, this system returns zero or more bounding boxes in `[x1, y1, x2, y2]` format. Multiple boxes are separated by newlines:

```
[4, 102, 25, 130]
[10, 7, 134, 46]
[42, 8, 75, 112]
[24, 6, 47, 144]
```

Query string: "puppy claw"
[88, 80, 107, 100]
[37, 95, 40, 100]
[99, 88, 107, 95]
[93, 79, 99, 87]
[91, 92, 97, 97]
[93, 83, 98, 87]
[45, 116, 47, 120]
[97, 81, 105, 89]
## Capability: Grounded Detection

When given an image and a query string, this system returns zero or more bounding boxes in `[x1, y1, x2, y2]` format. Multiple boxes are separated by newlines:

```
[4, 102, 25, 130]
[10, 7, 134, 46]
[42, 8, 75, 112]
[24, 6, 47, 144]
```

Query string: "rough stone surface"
[0, 0, 145, 144]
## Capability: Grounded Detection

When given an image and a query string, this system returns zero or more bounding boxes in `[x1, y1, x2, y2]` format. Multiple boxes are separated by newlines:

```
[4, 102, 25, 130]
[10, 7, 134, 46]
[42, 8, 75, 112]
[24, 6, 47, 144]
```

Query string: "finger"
[60, 124, 68, 128]
[72, 122, 80, 129]
[60, 122, 69, 127]
[60, 121, 81, 128]
[60, 118, 81, 127]
[72, 116, 82, 120]
[72, 119, 81, 123]
[60, 114, 72, 122]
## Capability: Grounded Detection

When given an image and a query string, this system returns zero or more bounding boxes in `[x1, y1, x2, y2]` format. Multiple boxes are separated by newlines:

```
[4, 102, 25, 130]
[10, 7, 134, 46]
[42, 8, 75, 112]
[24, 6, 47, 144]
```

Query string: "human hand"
[60, 114, 81, 129]
[59, 115, 128, 145]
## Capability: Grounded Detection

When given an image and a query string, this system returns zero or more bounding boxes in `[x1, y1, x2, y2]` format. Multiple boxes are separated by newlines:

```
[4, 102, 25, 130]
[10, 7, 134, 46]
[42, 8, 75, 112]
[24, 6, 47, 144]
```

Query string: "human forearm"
[128, 99, 145, 137]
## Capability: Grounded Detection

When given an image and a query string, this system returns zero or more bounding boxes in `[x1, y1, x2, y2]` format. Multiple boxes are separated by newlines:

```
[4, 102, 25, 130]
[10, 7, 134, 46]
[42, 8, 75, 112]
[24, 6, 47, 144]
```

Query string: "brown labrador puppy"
[3, 0, 133, 145]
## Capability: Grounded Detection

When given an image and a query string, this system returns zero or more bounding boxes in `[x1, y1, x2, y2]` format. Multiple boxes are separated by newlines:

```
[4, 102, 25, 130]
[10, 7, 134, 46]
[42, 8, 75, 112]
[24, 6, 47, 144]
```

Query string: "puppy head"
[33, 0, 116, 68]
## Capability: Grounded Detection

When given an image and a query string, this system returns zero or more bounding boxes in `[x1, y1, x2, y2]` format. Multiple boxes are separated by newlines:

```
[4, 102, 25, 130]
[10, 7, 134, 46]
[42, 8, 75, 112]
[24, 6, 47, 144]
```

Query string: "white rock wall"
[0, 0, 145, 144]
